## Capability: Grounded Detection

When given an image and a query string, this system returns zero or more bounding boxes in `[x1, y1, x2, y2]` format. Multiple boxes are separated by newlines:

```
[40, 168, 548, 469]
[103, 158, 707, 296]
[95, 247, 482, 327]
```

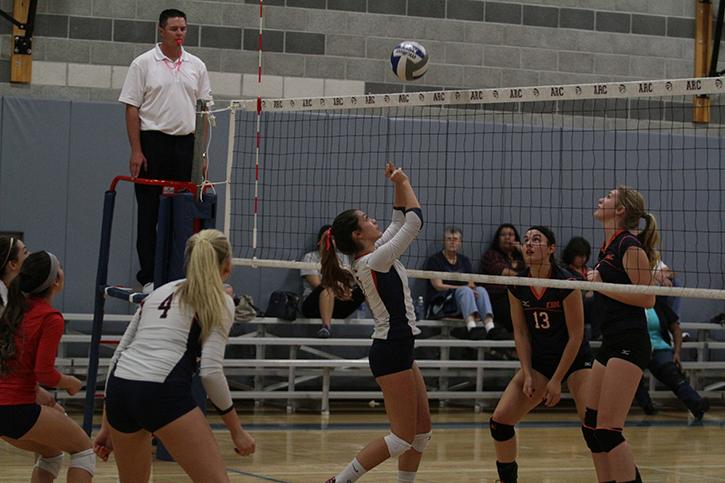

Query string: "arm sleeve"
[118, 61, 144, 107]
[34, 313, 64, 387]
[199, 298, 234, 413]
[368, 209, 423, 272]
[374, 208, 406, 249]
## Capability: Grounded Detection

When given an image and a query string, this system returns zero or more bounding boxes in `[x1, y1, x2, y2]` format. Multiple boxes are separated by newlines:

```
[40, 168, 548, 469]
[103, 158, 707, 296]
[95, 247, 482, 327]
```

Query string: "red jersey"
[0, 298, 64, 405]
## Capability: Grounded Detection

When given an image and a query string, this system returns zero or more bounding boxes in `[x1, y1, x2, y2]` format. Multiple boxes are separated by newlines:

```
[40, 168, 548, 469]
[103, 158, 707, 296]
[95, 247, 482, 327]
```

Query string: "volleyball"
[390, 41, 429, 81]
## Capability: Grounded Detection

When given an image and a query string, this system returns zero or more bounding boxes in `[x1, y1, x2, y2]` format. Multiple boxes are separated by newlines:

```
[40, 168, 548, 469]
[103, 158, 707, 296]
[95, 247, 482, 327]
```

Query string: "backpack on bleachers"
[265, 291, 300, 321]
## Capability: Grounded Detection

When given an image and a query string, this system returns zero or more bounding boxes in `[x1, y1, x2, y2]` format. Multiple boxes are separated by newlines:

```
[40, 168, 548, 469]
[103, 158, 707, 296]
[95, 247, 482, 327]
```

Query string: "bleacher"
[57, 313, 725, 414]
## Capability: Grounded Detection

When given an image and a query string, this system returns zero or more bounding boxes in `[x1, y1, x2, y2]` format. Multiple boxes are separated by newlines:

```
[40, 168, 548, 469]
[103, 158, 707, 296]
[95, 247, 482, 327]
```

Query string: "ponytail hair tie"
[325, 228, 333, 252]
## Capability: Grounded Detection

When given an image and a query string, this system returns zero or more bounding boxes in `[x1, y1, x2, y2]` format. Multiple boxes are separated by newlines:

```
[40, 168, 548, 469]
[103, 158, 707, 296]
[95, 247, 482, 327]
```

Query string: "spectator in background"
[561, 236, 597, 339]
[301, 225, 364, 338]
[424, 227, 503, 340]
[633, 296, 709, 420]
[479, 224, 525, 334]
[561, 236, 591, 280]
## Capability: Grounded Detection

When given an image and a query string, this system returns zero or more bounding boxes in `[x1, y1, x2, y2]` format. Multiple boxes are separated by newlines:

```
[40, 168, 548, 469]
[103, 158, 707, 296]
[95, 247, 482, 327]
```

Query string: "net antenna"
[224, 77, 725, 301]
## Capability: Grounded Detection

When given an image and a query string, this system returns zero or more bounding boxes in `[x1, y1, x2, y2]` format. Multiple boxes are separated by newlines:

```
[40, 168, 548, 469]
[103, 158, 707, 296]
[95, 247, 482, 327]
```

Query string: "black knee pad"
[489, 418, 515, 442]
[580, 425, 602, 453]
[595, 427, 625, 452]
[581, 408, 602, 453]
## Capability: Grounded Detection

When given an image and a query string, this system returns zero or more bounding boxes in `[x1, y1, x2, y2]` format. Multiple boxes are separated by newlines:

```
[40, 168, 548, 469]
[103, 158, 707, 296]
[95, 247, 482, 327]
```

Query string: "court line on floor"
[226, 467, 290, 482]
[210, 418, 723, 432]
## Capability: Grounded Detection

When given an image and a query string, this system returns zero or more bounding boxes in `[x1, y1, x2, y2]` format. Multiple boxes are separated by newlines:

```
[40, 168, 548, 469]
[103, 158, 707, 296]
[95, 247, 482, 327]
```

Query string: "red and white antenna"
[252, 0, 264, 252]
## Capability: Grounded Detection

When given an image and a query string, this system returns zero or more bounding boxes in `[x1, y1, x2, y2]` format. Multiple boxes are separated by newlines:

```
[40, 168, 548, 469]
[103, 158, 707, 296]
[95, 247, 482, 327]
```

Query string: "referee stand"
[83, 101, 215, 463]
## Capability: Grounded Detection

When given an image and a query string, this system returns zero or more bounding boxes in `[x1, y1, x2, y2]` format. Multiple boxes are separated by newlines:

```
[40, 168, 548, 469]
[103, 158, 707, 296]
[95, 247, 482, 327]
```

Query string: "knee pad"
[35, 453, 63, 478]
[411, 431, 432, 453]
[489, 418, 515, 442]
[580, 425, 602, 453]
[581, 408, 602, 453]
[384, 432, 412, 458]
[584, 407, 597, 428]
[595, 427, 625, 453]
[69, 448, 96, 476]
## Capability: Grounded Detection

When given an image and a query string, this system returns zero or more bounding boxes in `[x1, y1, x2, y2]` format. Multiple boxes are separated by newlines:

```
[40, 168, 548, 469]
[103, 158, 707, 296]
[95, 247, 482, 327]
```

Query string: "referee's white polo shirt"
[119, 44, 213, 136]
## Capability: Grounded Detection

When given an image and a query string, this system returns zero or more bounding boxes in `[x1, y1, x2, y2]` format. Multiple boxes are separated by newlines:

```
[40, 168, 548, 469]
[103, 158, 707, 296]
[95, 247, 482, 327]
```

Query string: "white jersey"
[353, 208, 423, 340]
[109, 280, 235, 412]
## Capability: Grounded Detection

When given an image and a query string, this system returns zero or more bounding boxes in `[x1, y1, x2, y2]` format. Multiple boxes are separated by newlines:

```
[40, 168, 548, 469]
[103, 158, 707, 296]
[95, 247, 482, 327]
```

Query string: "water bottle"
[357, 302, 368, 319]
[415, 296, 425, 321]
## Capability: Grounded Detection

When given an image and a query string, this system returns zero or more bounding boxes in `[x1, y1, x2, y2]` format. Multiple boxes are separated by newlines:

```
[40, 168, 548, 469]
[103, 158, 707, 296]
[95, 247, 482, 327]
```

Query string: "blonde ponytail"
[616, 185, 660, 269]
[176, 229, 231, 342]
[639, 212, 660, 270]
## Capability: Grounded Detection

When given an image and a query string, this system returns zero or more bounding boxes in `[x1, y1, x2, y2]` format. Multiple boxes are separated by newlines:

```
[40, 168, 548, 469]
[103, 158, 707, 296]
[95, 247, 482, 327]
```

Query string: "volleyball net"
[223, 77, 725, 300]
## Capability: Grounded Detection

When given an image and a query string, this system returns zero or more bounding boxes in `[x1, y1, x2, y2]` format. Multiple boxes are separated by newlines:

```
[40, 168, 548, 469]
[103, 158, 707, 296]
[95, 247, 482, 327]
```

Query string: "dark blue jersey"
[592, 229, 647, 336]
[508, 264, 589, 360]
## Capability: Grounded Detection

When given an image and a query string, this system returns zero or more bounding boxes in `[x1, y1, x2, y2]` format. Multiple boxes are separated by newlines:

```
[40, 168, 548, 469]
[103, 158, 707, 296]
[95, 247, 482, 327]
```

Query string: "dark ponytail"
[320, 209, 359, 299]
[0, 251, 56, 376]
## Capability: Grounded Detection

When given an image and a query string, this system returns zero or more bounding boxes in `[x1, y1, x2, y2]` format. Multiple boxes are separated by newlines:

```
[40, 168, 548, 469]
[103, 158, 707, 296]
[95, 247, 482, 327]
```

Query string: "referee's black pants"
[134, 131, 194, 285]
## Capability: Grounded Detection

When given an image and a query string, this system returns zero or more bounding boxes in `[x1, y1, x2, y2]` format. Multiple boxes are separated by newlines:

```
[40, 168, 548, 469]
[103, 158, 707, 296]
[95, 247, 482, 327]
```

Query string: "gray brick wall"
[0, 0, 712, 98]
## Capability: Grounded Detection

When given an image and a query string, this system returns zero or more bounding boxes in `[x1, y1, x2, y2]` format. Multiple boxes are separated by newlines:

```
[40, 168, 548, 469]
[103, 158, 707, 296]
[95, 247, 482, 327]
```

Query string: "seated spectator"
[424, 227, 503, 340]
[560, 236, 596, 339]
[634, 296, 709, 420]
[479, 224, 524, 334]
[652, 260, 682, 315]
[560, 236, 591, 280]
[300, 225, 364, 338]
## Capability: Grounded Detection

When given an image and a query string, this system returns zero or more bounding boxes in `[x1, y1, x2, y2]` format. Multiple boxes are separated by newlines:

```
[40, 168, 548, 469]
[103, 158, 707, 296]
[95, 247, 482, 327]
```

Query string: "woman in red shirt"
[0, 251, 95, 482]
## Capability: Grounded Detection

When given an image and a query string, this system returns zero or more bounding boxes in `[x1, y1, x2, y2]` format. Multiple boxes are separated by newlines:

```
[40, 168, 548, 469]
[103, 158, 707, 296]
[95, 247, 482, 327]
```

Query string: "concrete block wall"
[0, 0, 718, 101]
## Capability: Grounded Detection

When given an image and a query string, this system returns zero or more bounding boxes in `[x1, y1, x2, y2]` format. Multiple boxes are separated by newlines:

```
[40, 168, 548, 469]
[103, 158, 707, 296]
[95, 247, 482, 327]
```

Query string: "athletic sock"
[398, 470, 417, 482]
[496, 460, 518, 483]
[483, 316, 495, 332]
[335, 457, 367, 483]
[466, 316, 477, 330]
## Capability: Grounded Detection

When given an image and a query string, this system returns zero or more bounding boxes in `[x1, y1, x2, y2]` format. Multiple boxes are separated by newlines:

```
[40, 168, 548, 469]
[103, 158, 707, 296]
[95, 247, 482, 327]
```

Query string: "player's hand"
[522, 374, 535, 399]
[543, 379, 561, 407]
[385, 162, 408, 184]
[232, 428, 256, 456]
[93, 424, 114, 462]
[35, 385, 55, 407]
[586, 269, 601, 283]
[63, 376, 83, 396]
[129, 151, 147, 178]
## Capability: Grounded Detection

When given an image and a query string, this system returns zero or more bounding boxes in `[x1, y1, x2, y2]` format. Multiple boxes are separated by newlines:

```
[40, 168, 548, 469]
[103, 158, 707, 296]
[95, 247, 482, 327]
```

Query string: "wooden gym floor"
[1, 405, 723, 482]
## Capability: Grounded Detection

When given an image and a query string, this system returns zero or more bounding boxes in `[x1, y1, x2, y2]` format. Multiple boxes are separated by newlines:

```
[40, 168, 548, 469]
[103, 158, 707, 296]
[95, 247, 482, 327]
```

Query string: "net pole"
[191, 99, 208, 195]
[224, 107, 236, 238]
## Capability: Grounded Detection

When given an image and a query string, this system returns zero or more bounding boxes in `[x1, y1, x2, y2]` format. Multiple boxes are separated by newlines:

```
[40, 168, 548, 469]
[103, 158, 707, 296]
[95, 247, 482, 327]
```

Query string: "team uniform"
[508, 265, 592, 380]
[105, 280, 235, 433]
[0, 298, 64, 439]
[353, 207, 423, 378]
[592, 229, 651, 370]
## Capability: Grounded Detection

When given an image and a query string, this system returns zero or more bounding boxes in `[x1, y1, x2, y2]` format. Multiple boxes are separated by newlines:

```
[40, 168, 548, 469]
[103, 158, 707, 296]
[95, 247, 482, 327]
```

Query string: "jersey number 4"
[158, 294, 174, 318]
[533, 311, 550, 329]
